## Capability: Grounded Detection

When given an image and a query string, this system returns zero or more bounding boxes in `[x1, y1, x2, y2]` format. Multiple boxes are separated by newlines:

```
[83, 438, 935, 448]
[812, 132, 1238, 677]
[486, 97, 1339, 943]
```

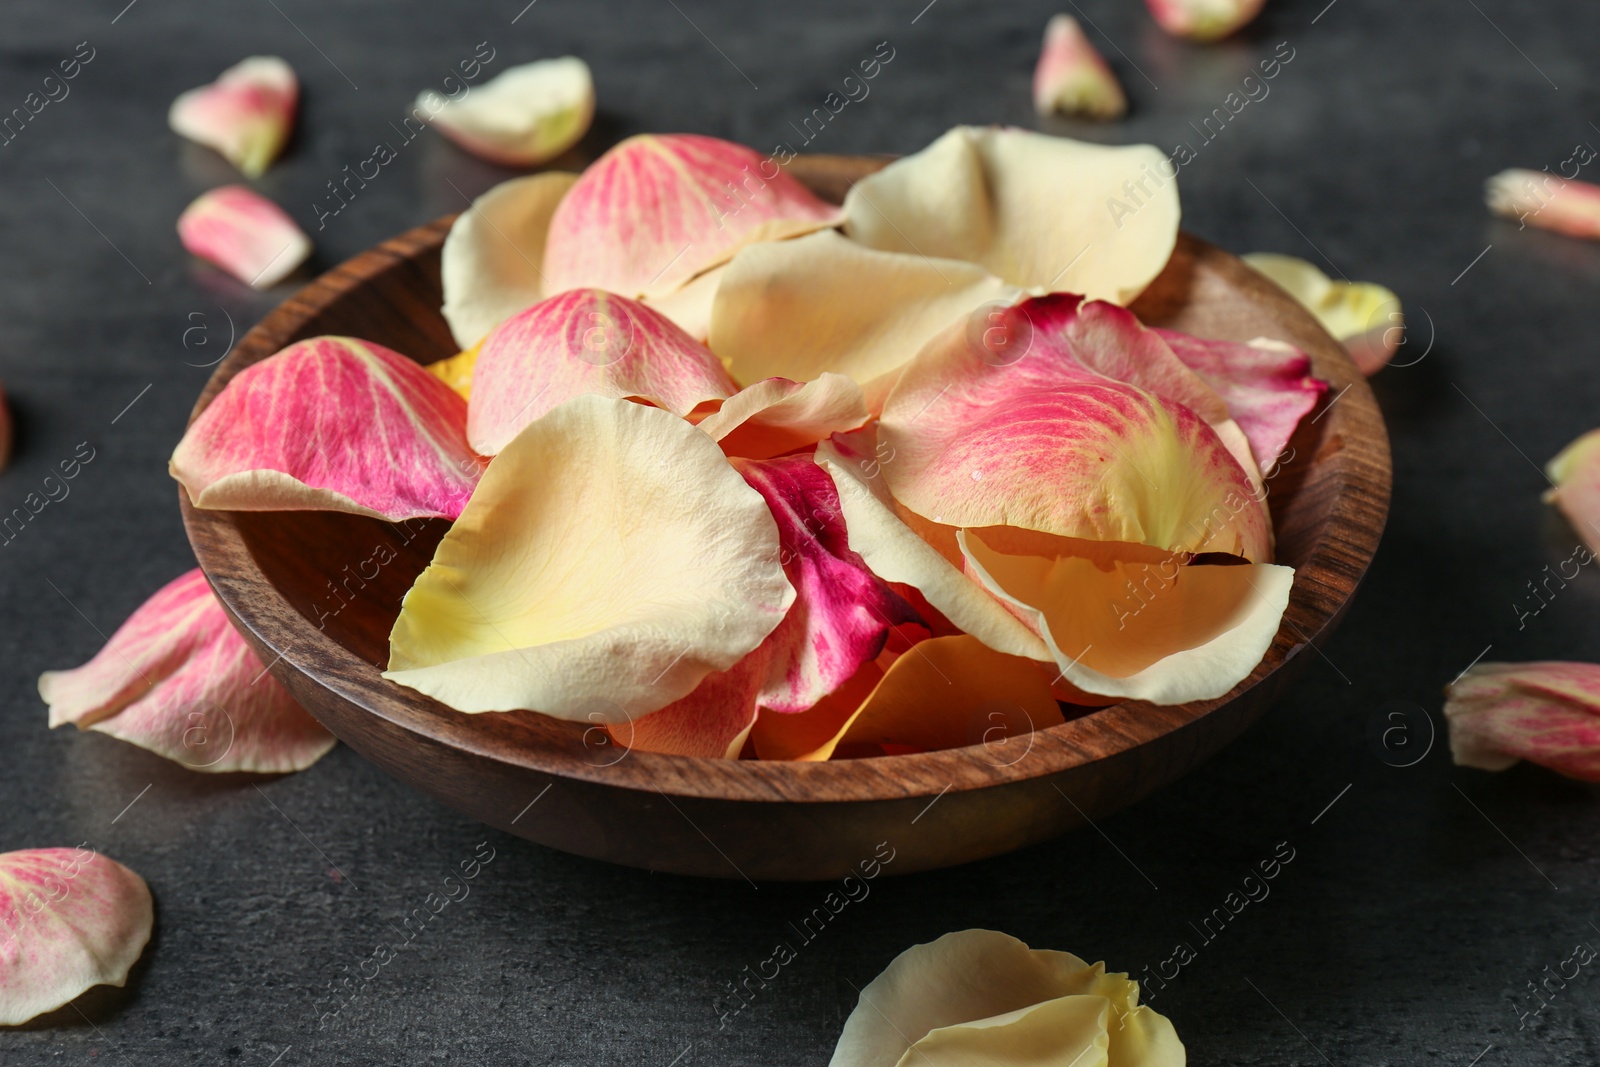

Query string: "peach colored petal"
[1033, 14, 1127, 120]
[1545, 429, 1600, 555]
[1155, 330, 1326, 474]
[699, 373, 869, 459]
[177, 185, 311, 289]
[1444, 662, 1600, 780]
[1144, 0, 1265, 40]
[1487, 168, 1600, 241]
[752, 635, 1060, 761]
[440, 171, 578, 348]
[426, 342, 480, 401]
[842, 126, 1178, 304]
[710, 229, 1017, 399]
[542, 133, 840, 299]
[1243, 253, 1404, 376]
[830, 930, 1183, 1067]
[960, 530, 1293, 704]
[39, 569, 335, 773]
[168, 56, 297, 177]
[385, 395, 794, 719]
[640, 262, 723, 342]
[0, 849, 153, 1025]
[170, 335, 483, 522]
[615, 649, 767, 759]
[467, 288, 738, 455]
[419, 57, 594, 167]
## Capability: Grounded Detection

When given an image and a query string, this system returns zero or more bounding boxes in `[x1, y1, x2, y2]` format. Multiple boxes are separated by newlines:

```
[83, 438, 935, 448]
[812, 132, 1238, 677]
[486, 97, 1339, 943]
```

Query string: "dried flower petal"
[177, 185, 311, 289]
[1445, 662, 1600, 780]
[468, 288, 738, 455]
[831, 930, 1183, 1067]
[40, 569, 335, 773]
[1033, 15, 1128, 120]
[1486, 168, 1600, 241]
[419, 57, 594, 167]
[542, 133, 840, 299]
[1243, 253, 1403, 376]
[618, 647, 770, 759]
[386, 395, 794, 720]
[440, 171, 579, 348]
[698, 373, 869, 460]
[426, 342, 480, 401]
[1144, 0, 1265, 41]
[171, 336, 482, 522]
[1547, 429, 1600, 556]
[0, 848, 153, 1025]
[168, 56, 297, 177]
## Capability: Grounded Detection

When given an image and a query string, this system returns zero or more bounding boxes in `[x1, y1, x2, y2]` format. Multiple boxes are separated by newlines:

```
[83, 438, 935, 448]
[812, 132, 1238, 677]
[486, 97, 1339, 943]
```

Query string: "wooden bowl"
[182, 155, 1391, 881]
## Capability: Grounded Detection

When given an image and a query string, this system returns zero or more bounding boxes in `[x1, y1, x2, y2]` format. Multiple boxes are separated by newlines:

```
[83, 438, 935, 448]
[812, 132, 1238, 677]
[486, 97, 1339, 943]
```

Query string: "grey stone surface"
[1, 0, 1597, 1063]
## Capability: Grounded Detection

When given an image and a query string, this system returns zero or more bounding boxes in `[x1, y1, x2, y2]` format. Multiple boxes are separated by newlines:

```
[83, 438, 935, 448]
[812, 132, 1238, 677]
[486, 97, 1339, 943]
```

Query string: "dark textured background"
[3, 0, 1598, 1063]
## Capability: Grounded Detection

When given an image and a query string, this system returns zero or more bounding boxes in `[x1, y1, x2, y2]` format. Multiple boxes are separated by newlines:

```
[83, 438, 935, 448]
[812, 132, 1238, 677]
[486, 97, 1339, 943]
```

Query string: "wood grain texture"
[181, 154, 1391, 881]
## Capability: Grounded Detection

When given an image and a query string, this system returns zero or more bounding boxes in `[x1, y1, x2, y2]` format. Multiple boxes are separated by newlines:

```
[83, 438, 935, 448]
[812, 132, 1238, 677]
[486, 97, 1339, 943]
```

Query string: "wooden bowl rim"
[182, 159, 1392, 806]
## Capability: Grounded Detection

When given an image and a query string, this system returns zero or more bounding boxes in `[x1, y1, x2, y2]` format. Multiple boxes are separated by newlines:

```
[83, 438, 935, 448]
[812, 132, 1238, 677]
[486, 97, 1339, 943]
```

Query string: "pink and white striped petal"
[168, 56, 297, 177]
[542, 133, 840, 299]
[177, 185, 311, 289]
[0, 848, 153, 1025]
[170, 336, 482, 522]
[1033, 15, 1127, 120]
[1156, 330, 1326, 475]
[1544, 429, 1600, 556]
[1445, 662, 1600, 780]
[468, 289, 738, 455]
[1487, 169, 1600, 241]
[419, 57, 594, 167]
[1144, 0, 1265, 41]
[39, 569, 335, 773]
[698, 374, 869, 460]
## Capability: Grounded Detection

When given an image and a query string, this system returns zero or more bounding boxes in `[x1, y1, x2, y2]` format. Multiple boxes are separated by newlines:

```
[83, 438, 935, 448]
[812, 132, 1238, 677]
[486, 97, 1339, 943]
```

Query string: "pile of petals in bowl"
[165, 125, 1329, 761]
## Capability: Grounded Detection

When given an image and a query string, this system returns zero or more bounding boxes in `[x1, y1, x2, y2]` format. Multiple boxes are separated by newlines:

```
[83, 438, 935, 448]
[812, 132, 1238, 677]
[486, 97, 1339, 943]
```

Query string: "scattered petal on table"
[1445, 661, 1600, 780]
[1243, 252, 1403, 376]
[168, 55, 297, 177]
[1546, 428, 1600, 556]
[177, 185, 310, 289]
[1487, 168, 1600, 241]
[1144, 0, 1265, 41]
[1033, 14, 1127, 120]
[419, 57, 593, 167]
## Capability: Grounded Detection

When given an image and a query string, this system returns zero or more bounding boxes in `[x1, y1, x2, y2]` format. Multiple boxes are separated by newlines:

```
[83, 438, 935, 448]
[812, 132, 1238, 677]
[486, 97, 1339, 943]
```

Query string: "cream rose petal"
[385, 395, 794, 719]
[170, 336, 483, 522]
[542, 133, 840, 299]
[710, 229, 1017, 398]
[440, 171, 579, 348]
[641, 262, 724, 342]
[842, 126, 1178, 304]
[38, 569, 336, 773]
[418, 57, 594, 167]
[831, 930, 1183, 1067]
[1242, 253, 1404, 376]
[699, 373, 869, 460]
[168, 56, 297, 177]
[1033, 14, 1128, 120]
[177, 185, 311, 289]
[1544, 429, 1600, 556]
[468, 288, 738, 455]
[1444, 662, 1600, 780]
[0, 848, 153, 1025]
[1486, 168, 1600, 241]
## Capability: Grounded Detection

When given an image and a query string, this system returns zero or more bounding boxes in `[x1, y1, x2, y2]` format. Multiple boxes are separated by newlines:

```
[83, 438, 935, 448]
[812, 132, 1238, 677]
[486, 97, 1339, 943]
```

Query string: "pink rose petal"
[171, 336, 483, 522]
[1487, 169, 1600, 241]
[1546, 429, 1600, 556]
[616, 648, 770, 759]
[39, 569, 335, 773]
[468, 288, 739, 455]
[1145, 0, 1265, 40]
[542, 133, 840, 298]
[1033, 14, 1127, 120]
[177, 185, 310, 289]
[0, 848, 153, 1024]
[697, 373, 869, 460]
[1444, 661, 1600, 781]
[168, 56, 297, 177]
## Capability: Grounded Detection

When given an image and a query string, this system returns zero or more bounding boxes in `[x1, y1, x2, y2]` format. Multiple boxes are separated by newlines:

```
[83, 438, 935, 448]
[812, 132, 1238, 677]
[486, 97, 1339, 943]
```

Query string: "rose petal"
[1486, 168, 1600, 241]
[177, 185, 311, 289]
[961, 529, 1293, 704]
[751, 635, 1061, 761]
[440, 171, 579, 348]
[1545, 429, 1600, 556]
[171, 336, 482, 522]
[39, 569, 336, 773]
[615, 648, 768, 759]
[385, 395, 794, 719]
[1155, 330, 1326, 474]
[1243, 253, 1404, 376]
[418, 57, 594, 167]
[1033, 14, 1128, 119]
[842, 126, 1178, 303]
[168, 56, 297, 177]
[710, 229, 1017, 400]
[699, 374, 869, 459]
[879, 324, 1273, 561]
[1144, 0, 1265, 40]
[0, 848, 153, 1025]
[735, 455, 923, 714]
[640, 263, 723, 341]
[468, 288, 738, 455]
[426, 342, 480, 401]
[830, 930, 1183, 1067]
[1444, 662, 1600, 780]
[542, 133, 840, 299]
